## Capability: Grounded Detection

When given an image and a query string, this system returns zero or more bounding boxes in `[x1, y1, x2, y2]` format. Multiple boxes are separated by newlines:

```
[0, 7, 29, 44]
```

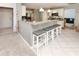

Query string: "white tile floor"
[0, 28, 36, 56]
[0, 28, 79, 56]
[38, 29, 79, 56]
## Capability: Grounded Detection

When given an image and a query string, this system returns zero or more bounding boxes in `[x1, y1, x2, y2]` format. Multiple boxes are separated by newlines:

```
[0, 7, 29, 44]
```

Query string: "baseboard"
[18, 32, 36, 55]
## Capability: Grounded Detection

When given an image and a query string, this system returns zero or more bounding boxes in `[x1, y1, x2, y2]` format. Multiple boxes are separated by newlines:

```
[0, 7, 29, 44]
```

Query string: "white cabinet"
[57, 9, 64, 17]
[52, 9, 58, 13]
[51, 8, 64, 17]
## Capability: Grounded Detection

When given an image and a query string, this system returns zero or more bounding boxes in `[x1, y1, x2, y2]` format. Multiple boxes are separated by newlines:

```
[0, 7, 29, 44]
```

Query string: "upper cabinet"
[57, 9, 64, 18]
[22, 6, 26, 16]
[50, 8, 76, 18]
[51, 8, 64, 18]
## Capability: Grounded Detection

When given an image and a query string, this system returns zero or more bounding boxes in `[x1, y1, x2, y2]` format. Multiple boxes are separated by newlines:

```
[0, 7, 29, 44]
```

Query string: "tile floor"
[38, 29, 79, 56]
[0, 28, 36, 56]
[0, 28, 79, 56]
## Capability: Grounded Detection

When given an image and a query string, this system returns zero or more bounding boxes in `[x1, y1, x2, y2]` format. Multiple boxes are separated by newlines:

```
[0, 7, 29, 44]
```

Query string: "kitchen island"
[19, 20, 62, 55]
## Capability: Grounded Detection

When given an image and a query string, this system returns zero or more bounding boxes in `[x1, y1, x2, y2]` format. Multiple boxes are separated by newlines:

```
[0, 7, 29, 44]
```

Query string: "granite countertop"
[33, 29, 46, 36]
[33, 24, 60, 36]
[43, 24, 60, 31]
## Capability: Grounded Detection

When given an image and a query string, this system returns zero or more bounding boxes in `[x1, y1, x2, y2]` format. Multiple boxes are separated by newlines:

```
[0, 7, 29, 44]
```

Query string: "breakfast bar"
[19, 20, 62, 55]
[32, 24, 61, 54]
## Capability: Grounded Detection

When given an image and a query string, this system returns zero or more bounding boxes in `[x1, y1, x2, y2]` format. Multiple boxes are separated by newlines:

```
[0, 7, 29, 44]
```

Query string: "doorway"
[0, 7, 13, 34]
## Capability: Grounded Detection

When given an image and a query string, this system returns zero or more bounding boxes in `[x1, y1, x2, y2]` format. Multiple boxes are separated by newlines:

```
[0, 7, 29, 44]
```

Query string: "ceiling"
[22, 3, 70, 9]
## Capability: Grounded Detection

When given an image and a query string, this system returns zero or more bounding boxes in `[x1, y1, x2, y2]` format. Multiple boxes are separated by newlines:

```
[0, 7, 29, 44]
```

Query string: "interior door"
[0, 8, 13, 29]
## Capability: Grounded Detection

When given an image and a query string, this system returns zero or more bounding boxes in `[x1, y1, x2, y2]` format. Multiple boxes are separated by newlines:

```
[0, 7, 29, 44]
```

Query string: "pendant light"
[47, 9, 51, 13]
[39, 8, 44, 12]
